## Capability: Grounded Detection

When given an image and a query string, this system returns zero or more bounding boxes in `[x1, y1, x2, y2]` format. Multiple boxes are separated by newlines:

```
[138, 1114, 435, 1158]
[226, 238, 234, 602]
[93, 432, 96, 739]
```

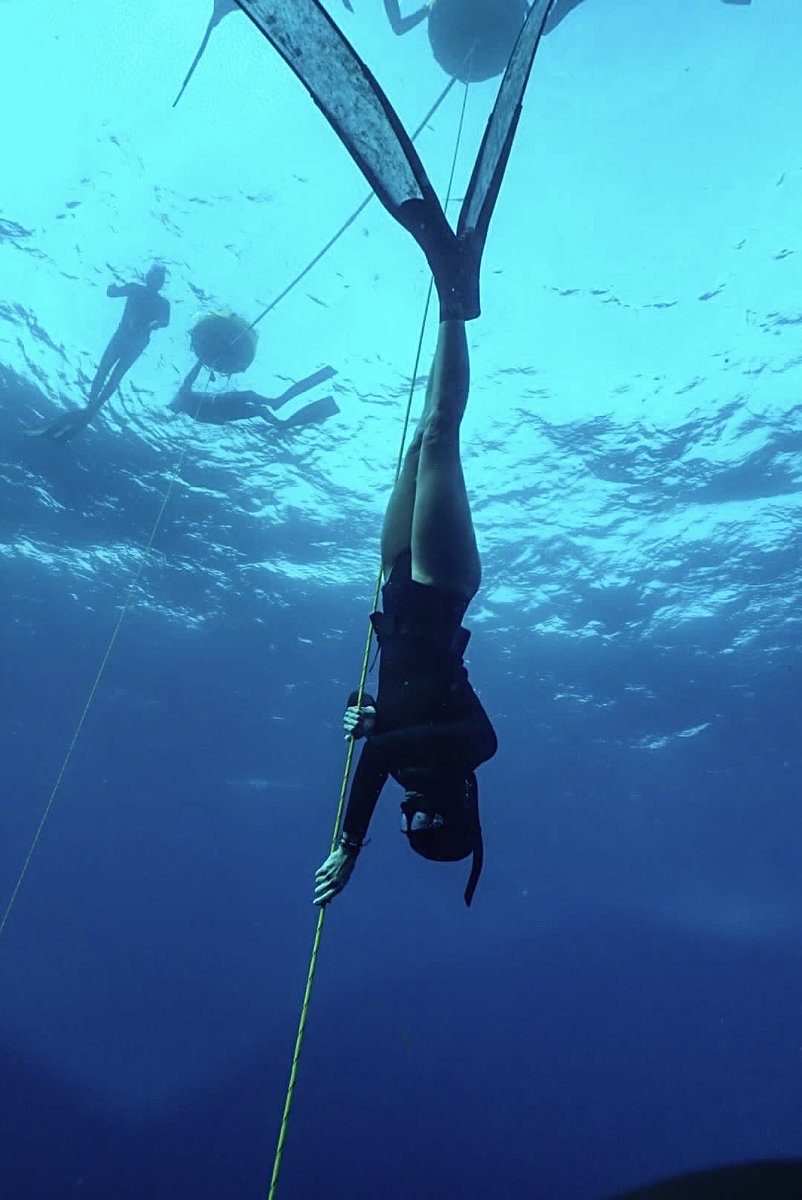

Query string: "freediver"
[170, 361, 340, 430]
[32, 264, 171, 442]
[232, 0, 753, 908]
[316, 311, 499, 909]
[233, 0, 561, 908]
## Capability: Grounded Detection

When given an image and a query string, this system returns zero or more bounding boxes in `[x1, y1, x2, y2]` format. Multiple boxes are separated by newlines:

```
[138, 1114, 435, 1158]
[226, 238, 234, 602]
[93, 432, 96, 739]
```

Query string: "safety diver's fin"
[267, 365, 337, 410]
[172, 0, 240, 108]
[275, 394, 339, 429]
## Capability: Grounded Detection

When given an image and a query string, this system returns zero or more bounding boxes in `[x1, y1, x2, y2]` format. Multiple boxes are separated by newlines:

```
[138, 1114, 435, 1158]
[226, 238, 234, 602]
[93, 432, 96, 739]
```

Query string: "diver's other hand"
[314, 845, 358, 906]
[343, 704, 376, 741]
[31, 408, 92, 442]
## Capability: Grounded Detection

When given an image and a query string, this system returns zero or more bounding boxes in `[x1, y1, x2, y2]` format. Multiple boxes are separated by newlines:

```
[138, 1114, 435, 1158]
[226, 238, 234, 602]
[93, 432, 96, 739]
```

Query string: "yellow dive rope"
[265, 77, 472, 1200]
[264, 284, 430, 1200]
[0, 431, 200, 938]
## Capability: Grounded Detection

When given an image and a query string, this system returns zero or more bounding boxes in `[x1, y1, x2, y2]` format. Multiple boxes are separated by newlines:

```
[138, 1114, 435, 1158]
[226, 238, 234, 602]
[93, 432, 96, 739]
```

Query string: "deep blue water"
[2, 1, 802, 1198]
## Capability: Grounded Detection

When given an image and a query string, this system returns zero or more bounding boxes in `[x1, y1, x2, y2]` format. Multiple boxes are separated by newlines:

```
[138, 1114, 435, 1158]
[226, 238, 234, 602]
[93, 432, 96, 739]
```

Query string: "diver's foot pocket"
[440, 229, 483, 322]
[399, 202, 482, 322]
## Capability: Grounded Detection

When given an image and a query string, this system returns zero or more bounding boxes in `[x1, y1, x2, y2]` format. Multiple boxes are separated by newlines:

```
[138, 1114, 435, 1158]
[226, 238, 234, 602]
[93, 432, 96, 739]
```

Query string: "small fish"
[226, 776, 302, 794]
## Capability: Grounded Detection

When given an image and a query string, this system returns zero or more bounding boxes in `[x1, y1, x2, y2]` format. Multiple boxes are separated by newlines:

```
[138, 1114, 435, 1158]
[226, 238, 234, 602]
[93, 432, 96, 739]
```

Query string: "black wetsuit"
[99, 284, 170, 376]
[342, 552, 497, 843]
[110, 283, 170, 340]
[171, 390, 265, 423]
[89, 284, 170, 409]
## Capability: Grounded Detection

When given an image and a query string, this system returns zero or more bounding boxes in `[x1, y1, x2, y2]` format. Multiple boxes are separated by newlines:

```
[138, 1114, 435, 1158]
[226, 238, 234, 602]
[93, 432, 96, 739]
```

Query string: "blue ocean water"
[1, 1, 801, 1197]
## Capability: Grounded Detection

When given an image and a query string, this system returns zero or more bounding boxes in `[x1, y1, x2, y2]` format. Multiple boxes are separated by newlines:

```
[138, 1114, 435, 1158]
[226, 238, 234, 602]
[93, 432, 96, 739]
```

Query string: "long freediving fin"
[173, 0, 240, 108]
[267, 365, 337, 410]
[234, 0, 556, 321]
[233, 0, 441, 224]
[278, 394, 339, 429]
[458, 0, 556, 247]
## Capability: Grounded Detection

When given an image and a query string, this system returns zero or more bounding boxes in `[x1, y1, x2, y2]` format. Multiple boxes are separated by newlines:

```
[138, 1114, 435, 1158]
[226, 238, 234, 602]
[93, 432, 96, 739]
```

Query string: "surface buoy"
[190, 312, 258, 374]
[428, 0, 528, 83]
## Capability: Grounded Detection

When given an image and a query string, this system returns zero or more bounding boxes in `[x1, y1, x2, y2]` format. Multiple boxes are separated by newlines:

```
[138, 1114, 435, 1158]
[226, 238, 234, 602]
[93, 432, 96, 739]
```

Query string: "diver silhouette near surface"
[233, 0, 560, 906]
[170, 361, 339, 431]
[32, 264, 170, 442]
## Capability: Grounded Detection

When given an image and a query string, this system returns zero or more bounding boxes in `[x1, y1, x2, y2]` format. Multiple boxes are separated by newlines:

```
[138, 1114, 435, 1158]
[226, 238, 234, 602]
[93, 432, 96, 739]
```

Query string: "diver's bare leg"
[88, 338, 121, 404]
[91, 342, 144, 411]
[267, 365, 337, 411]
[410, 319, 480, 600]
[380, 428, 422, 579]
[379, 367, 442, 578]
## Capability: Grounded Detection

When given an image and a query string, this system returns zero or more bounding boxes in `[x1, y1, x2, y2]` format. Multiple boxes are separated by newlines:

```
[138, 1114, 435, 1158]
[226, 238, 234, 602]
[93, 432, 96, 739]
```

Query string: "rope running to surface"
[0, 441, 195, 938]
[265, 76, 473, 1200]
[247, 74, 457, 333]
